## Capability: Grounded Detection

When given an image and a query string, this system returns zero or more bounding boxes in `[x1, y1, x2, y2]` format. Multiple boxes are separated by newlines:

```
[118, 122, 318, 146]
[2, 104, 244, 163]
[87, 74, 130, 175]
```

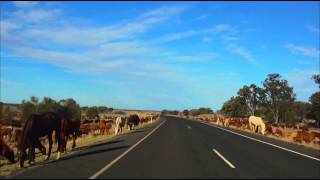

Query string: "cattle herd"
[0, 112, 159, 167]
[1, 112, 319, 170]
[191, 114, 320, 147]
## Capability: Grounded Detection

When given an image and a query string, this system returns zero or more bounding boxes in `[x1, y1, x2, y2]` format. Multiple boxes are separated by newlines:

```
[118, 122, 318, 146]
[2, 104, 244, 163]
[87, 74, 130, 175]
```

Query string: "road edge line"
[89, 120, 167, 179]
[193, 120, 320, 162]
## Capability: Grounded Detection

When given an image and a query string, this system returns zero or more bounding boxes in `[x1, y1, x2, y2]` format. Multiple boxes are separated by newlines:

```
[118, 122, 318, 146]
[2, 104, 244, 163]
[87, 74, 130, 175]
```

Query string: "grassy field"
[0, 119, 158, 177]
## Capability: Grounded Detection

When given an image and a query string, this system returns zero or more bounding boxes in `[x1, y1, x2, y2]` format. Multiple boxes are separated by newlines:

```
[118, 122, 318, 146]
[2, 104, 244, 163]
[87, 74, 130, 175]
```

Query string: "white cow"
[249, 116, 266, 135]
[114, 116, 126, 136]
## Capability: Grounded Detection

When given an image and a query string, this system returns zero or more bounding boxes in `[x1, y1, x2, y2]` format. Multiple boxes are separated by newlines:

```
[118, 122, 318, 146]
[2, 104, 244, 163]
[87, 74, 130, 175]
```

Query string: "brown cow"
[0, 137, 15, 163]
[80, 124, 91, 135]
[0, 127, 13, 141]
[99, 120, 108, 135]
[61, 119, 81, 151]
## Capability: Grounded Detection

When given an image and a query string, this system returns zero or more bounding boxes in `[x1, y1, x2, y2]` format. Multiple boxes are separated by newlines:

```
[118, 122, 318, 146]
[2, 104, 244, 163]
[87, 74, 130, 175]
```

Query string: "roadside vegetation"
[218, 73, 319, 126]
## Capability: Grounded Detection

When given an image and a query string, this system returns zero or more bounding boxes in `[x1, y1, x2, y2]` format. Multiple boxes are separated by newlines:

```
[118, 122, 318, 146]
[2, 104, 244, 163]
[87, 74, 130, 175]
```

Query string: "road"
[9, 116, 320, 179]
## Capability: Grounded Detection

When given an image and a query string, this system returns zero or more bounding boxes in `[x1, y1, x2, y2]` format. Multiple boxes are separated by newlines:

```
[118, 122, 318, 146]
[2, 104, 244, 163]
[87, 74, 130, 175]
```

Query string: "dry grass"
[0, 118, 159, 177]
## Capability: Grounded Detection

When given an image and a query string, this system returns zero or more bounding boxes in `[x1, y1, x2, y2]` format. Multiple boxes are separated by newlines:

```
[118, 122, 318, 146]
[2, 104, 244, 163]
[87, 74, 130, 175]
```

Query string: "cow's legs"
[72, 133, 76, 149]
[56, 132, 64, 160]
[45, 134, 53, 160]
[63, 135, 67, 152]
[114, 126, 118, 136]
[28, 143, 35, 165]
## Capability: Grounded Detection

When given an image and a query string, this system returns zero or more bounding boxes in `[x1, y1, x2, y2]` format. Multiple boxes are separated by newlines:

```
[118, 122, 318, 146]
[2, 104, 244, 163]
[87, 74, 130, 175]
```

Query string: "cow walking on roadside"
[249, 116, 266, 135]
[115, 116, 126, 136]
[18, 112, 65, 168]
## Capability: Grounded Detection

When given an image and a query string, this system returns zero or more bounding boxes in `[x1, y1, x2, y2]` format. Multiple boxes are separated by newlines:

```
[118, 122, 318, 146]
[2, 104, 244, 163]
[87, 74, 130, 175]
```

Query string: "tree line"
[0, 96, 114, 122]
[161, 107, 214, 116]
[219, 73, 319, 125]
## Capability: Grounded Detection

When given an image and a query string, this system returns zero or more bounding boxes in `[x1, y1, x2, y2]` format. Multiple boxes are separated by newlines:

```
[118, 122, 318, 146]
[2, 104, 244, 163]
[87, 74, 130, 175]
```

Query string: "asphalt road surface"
[9, 116, 320, 179]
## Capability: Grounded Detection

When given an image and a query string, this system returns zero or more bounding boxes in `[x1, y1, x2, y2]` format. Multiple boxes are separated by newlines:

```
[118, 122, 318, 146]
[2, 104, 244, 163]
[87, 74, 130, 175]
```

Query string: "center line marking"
[213, 149, 236, 169]
[89, 120, 166, 179]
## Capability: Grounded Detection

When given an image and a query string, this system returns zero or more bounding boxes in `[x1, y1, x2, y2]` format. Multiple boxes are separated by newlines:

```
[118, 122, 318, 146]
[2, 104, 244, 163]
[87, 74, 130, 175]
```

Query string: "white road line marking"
[213, 149, 236, 169]
[89, 120, 167, 179]
[197, 121, 320, 162]
[187, 125, 191, 129]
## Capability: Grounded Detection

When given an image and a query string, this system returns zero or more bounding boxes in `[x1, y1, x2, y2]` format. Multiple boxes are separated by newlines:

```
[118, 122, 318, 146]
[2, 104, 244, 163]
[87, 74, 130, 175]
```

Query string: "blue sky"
[0, 1, 319, 111]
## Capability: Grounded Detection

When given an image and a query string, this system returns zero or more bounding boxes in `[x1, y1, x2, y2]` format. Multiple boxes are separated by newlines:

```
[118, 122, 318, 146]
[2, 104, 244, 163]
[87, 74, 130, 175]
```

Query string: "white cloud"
[157, 30, 199, 42]
[0, 20, 20, 35]
[222, 35, 240, 41]
[155, 24, 231, 43]
[285, 43, 320, 58]
[1, 5, 195, 77]
[13, 9, 61, 23]
[0, 79, 25, 86]
[193, 15, 207, 21]
[5, 6, 188, 48]
[283, 70, 319, 101]
[203, 37, 213, 42]
[306, 25, 320, 34]
[12, 1, 39, 8]
[169, 53, 218, 62]
[227, 44, 257, 65]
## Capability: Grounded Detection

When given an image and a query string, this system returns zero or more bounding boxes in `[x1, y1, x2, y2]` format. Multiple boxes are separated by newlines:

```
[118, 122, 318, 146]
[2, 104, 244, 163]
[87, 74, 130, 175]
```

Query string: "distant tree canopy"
[38, 97, 59, 114]
[82, 106, 113, 119]
[160, 109, 180, 116]
[188, 108, 214, 116]
[58, 98, 81, 121]
[19, 96, 81, 121]
[263, 74, 295, 123]
[0, 105, 16, 120]
[220, 96, 248, 118]
[85, 107, 99, 119]
[20, 97, 38, 121]
[309, 74, 320, 126]
[237, 84, 265, 116]
[219, 73, 318, 125]
[312, 74, 320, 87]
[182, 109, 189, 116]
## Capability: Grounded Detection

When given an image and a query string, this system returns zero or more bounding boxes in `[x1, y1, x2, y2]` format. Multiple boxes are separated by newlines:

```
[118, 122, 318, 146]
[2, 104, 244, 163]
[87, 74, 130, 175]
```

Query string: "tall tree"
[309, 74, 320, 127]
[263, 74, 295, 123]
[238, 84, 265, 116]
[20, 98, 38, 121]
[38, 97, 59, 114]
[292, 101, 311, 122]
[58, 98, 81, 121]
[220, 96, 248, 118]
[312, 74, 320, 87]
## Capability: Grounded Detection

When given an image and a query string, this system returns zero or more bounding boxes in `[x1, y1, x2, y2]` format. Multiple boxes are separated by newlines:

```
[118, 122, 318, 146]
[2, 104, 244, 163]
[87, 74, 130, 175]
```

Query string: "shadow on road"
[55, 145, 130, 162]
[73, 139, 125, 151]
[128, 130, 145, 134]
